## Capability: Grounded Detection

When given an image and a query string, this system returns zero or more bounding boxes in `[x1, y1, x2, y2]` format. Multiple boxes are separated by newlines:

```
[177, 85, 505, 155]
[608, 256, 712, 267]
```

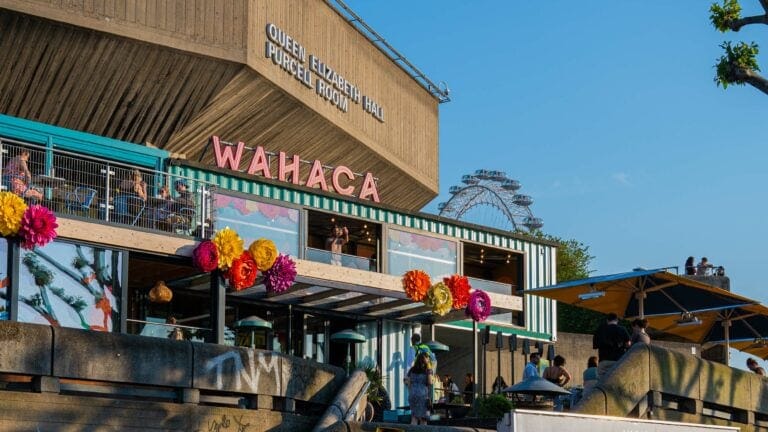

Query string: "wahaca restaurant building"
[0, 0, 556, 410]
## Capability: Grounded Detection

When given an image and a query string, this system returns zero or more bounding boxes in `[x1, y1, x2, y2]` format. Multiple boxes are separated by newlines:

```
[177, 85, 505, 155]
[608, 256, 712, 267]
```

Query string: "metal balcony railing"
[305, 247, 376, 271]
[0, 138, 215, 238]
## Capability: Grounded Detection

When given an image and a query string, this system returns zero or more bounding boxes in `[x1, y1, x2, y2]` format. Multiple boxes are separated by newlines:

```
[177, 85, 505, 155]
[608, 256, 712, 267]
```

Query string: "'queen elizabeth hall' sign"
[211, 136, 381, 203]
[264, 23, 385, 123]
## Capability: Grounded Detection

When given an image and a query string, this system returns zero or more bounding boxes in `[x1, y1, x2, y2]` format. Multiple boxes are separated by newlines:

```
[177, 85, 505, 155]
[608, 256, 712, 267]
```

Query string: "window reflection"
[214, 194, 299, 257]
[387, 229, 457, 279]
[18, 241, 122, 331]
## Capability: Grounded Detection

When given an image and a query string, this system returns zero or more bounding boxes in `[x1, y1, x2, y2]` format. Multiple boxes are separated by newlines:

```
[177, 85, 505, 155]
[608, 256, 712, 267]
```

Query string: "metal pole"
[636, 291, 646, 319]
[472, 320, 478, 405]
[497, 337, 501, 392]
[723, 319, 731, 365]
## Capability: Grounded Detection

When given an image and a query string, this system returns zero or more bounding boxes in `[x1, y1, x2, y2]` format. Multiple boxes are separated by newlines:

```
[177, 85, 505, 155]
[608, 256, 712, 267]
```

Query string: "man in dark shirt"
[593, 312, 630, 379]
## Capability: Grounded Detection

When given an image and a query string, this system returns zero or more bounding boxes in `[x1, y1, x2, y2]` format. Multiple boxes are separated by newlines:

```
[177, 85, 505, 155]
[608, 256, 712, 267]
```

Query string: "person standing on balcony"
[696, 257, 714, 276]
[326, 224, 348, 266]
[3, 149, 42, 200]
[120, 169, 147, 201]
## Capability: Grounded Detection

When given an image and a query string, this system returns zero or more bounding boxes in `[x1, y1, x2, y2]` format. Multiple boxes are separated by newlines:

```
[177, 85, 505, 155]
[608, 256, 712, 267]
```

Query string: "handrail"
[325, 0, 450, 103]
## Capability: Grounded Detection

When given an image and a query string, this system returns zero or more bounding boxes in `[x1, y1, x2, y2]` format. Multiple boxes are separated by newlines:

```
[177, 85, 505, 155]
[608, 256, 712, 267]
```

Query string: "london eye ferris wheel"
[437, 169, 543, 233]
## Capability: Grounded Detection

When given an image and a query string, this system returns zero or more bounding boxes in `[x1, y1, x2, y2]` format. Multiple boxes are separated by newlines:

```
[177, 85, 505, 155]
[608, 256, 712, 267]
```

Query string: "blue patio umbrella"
[426, 340, 450, 353]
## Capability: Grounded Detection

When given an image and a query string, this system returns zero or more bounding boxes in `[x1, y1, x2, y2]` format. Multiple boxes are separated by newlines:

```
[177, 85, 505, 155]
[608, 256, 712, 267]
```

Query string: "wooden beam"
[366, 299, 414, 314]
[300, 288, 347, 304]
[330, 294, 381, 309]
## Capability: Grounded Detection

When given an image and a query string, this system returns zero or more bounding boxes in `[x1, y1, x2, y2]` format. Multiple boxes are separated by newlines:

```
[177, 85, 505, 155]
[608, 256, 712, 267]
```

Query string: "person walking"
[593, 313, 630, 379]
[405, 352, 433, 425]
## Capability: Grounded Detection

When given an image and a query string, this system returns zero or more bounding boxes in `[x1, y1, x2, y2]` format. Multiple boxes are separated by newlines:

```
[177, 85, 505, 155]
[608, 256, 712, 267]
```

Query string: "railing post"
[101, 163, 114, 222]
[200, 185, 210, 238]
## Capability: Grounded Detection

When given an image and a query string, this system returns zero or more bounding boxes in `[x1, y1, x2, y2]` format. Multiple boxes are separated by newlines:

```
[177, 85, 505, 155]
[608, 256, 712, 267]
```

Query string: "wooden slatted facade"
[0, 0, 440, 209]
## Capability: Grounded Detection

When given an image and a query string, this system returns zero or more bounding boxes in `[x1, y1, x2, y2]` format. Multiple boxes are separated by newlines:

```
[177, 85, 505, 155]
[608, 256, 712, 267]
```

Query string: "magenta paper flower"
[465, 289, 492, 322]
[18, 205, 58, 250]
[264, 254, 297, 294]
[192, 240, 219, 272]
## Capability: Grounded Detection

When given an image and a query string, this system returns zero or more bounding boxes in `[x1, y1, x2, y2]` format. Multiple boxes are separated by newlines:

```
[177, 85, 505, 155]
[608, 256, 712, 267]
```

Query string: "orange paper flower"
[226, 251, 259, 291]
[403, 269, 431, 302]
[443, 274, 471, 309]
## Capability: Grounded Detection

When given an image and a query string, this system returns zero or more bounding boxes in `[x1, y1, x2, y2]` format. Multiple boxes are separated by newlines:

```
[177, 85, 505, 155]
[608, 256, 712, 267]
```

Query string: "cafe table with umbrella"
[502, 376, 571, 409]
[524, 268, 756, 319]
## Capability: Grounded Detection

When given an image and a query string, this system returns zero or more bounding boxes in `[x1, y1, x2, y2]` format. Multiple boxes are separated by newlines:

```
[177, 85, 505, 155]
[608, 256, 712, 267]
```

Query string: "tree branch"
[730, 65, 768, 95]
[726, 13, 768, 31]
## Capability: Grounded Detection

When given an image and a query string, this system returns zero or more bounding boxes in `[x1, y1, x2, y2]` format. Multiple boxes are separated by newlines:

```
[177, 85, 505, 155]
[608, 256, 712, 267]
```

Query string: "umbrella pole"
[472, 320, 478, 407]
[723, 319, 731, 365]
[636, 291, 646, 319]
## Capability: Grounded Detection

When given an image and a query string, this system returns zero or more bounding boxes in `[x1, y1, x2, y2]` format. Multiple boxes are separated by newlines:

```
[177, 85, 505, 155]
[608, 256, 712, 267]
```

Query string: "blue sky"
[344, 1, 768, 368]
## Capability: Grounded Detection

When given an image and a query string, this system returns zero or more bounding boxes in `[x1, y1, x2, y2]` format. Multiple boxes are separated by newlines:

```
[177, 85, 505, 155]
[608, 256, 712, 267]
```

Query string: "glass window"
[387, 229, 457, 279]
[214, 194, 300, 257]
[17, 241, 122, 331]
[0, 239, 8, 320]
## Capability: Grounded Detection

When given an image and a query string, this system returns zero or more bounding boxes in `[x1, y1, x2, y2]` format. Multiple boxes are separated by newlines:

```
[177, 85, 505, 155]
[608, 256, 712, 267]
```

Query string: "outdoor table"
[34, 174, 67, 204]
[34, 175, 66, 188]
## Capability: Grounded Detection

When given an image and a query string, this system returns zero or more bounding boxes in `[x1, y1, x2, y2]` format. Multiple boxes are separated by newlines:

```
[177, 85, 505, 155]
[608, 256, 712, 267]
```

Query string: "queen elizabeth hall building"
[0, 0, 556, 428]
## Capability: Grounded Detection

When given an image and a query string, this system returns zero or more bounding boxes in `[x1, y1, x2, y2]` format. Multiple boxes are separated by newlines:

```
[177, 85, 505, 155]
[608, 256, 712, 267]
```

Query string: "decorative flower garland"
[227, 251, 258, 291]
[426, 281, 453, 316]
[0, 192, 58, 249]
[264, 254, 297, 294]
[443, 274, 471, 309]
[402, 269, 491, 321]
[466, 289, 492, 322]
[192, 228, 296, 293]
[402, 269, 431, 302]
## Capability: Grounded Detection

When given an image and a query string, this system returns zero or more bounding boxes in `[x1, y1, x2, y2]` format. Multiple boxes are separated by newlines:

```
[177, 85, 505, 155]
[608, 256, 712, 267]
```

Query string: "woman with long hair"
[405, 352, 433, 425]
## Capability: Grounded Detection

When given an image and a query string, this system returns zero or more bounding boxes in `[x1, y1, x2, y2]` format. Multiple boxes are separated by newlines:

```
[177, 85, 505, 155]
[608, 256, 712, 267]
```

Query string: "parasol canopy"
[502, 376, 571, 396]
[524, 268, 755, 319]
[645, 303, 768, 355]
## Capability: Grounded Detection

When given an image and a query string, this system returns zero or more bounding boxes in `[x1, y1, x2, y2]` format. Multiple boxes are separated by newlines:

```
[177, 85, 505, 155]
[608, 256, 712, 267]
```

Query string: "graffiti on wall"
[204, 350, 280, 394]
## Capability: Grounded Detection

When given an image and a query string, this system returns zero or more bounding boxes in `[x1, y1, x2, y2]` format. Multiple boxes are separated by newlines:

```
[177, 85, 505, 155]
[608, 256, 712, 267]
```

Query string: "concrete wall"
[431, 328, 699, 398]
[574, 343, 768, 432]
[0, 321, 348, 430]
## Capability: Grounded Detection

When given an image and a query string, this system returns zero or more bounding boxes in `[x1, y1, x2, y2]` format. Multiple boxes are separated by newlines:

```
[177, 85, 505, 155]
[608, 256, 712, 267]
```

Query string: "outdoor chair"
[113, 194, 146, 226]
[65, 187, 97, 216]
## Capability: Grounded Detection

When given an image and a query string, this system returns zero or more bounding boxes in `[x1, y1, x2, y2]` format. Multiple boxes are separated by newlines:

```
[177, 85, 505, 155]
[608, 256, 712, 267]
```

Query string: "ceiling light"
[578, 291, 605, 301]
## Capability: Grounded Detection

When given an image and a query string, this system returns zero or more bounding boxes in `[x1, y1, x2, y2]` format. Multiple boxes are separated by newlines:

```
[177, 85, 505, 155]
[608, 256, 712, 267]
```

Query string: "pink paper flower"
[18, 205, 58, 249]
[192, 240, 219, 272]
[466, 290, 492, 322]
[264, 254, 297, 294]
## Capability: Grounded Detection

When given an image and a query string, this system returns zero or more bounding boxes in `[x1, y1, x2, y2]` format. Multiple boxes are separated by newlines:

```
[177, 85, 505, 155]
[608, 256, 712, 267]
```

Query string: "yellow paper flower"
[212, 227, 244, 270]
[426, 282, 453, 316]
[0, 192, 27, 236]
[249, 238, 278, 271]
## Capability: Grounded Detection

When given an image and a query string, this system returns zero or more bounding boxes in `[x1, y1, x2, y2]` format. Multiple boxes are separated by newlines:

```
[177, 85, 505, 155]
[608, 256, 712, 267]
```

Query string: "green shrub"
[476, 394, 513, 419]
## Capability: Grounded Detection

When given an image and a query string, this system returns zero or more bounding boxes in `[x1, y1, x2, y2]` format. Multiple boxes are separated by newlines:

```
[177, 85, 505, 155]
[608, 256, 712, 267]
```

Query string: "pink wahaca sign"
[211, 136, 380, 203]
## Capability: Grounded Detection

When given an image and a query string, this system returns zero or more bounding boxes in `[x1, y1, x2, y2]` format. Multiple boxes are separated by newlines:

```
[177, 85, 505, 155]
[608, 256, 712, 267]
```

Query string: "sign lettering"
[211, 136, 381, 203]
[264, 23, 385, 122]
